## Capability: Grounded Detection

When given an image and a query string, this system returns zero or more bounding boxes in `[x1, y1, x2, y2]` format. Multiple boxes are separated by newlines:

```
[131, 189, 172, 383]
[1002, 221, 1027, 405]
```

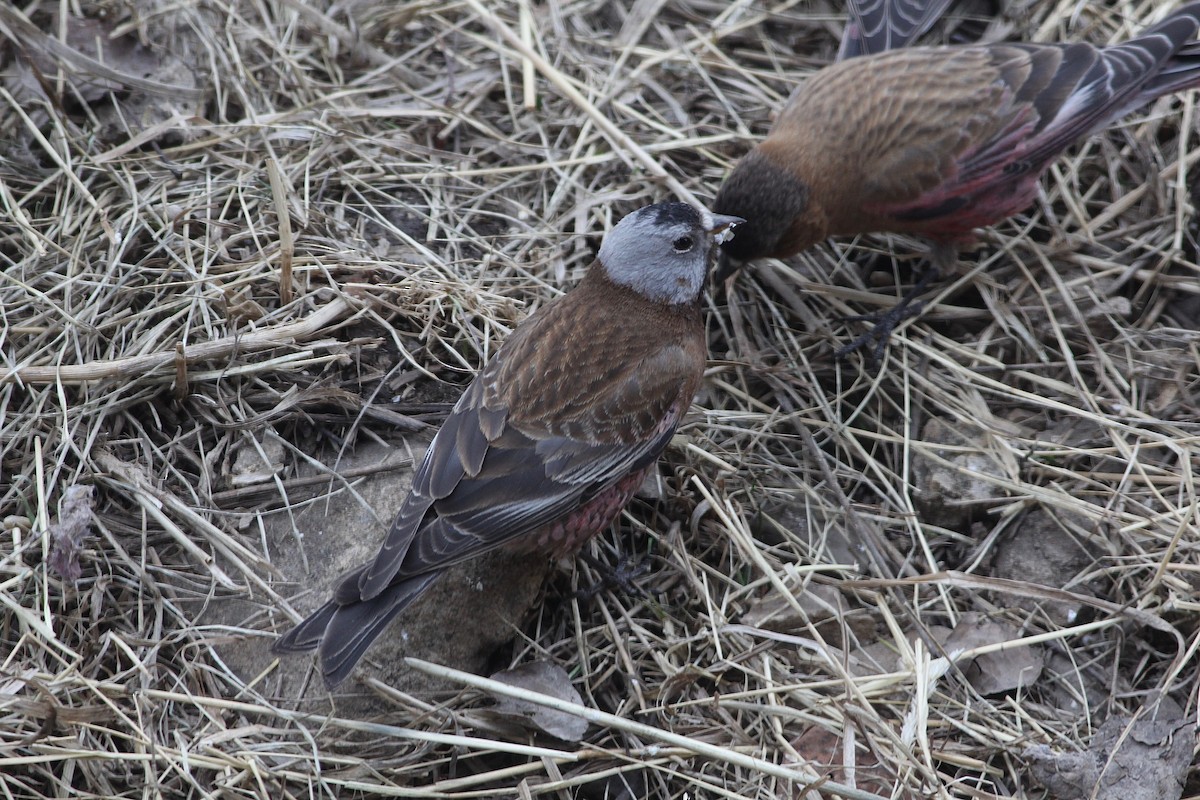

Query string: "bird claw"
[573, 551, 652, 601]
[835, 267, 941, 368]
[834, 296, 928, 367]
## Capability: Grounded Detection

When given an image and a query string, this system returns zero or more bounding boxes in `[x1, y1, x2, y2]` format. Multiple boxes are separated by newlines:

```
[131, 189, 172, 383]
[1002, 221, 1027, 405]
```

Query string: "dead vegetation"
[1, 0, 1198, 798]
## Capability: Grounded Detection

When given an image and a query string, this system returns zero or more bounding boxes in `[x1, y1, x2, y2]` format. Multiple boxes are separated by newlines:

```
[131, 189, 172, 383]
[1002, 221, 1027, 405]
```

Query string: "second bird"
[273, 202, 741, 687]
[714, 2, 1200, 347]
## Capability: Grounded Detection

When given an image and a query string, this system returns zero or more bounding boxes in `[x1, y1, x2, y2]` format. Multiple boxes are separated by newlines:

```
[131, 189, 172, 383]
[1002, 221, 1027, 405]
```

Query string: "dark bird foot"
[573, 551, 652, 601]
[835, 267, 941, 367]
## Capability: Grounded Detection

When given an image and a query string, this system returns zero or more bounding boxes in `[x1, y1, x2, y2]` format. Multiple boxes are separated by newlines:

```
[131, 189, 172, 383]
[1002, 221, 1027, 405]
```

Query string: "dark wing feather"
[1142, 39, 1200, 97]
[354, 299, 700, 603]
[964, 9, 1200, 184]
[1022, 18, 1197, 168]
[346, 374, 500, 604]
[375, 350, 698, 577]
[839, 0, 956, 60]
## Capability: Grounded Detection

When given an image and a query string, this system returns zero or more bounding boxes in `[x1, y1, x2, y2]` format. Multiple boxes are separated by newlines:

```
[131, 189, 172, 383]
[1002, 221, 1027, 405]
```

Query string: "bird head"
[711, 147, 816, 283]
[598, 202, 744, 305]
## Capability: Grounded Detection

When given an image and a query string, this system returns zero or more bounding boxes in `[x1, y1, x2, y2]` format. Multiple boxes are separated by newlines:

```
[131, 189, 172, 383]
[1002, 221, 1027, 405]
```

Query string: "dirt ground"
[1, 1, 1198, 798]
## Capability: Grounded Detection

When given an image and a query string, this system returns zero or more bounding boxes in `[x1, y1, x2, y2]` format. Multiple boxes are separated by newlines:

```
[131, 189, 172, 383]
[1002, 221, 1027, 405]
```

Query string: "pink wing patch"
[869, 99, 1050, 241]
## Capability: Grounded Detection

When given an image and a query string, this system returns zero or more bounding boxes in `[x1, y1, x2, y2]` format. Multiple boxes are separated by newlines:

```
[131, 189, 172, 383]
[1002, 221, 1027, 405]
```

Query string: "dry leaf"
[789, 725, 895, 797]
[47, 484, 94, 584]
[943, 612, 1043, 695]
[487, 661, 588, 741]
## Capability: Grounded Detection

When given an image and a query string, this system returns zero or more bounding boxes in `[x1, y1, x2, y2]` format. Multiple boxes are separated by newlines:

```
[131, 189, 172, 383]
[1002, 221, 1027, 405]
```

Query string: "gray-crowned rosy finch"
[714, 2, 1200, 356]
[273, 203, 742, 686]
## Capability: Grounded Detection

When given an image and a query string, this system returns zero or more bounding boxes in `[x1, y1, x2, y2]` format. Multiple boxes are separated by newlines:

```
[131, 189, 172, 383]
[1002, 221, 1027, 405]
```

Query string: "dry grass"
[2, 0, 1199, 797]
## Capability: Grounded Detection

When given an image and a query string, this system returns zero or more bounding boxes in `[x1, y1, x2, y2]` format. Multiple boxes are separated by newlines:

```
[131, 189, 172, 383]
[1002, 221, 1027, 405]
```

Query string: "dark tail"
[838, 0, 957, 60]
[272, 600, 338, 653]
[1134, 5, 1200, 103]
[1045, 5, 1200, 162]
[273, 568, 441, 687]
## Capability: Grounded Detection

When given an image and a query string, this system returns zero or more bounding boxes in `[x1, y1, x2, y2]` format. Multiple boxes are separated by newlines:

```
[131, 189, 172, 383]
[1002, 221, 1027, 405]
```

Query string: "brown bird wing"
[350, 293, 701, 604]
[1010, 9, 1200, 171]
[872, 8, 1200, 225]
[855, 44, 1083, 221]
[301, 339, 695, 686]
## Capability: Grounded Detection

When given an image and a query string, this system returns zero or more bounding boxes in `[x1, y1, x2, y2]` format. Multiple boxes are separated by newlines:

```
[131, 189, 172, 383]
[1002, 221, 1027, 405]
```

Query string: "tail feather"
[839, 0, 956, 60]
[272, 600, 337, 653]
[272, 568, 441, 686]
[317, 571, 442, 687]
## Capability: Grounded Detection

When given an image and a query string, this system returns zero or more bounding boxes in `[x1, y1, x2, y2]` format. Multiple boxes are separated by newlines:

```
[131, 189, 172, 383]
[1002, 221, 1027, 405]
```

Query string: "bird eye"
[672, 235, 694, 252]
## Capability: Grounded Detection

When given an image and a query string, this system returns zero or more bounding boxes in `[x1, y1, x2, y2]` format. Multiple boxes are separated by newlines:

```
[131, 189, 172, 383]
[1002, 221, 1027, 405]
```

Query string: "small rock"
[911, 416, 1016, 530]
[1024, 699, 1192, 800]
[988, 505, 1102, 626]
[230, 430, 286, 487]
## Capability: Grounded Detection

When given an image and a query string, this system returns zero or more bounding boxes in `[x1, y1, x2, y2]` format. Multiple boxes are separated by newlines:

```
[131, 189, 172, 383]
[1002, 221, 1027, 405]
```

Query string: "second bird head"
[711, 150, 816, 283]
[599, 202, 744, 303]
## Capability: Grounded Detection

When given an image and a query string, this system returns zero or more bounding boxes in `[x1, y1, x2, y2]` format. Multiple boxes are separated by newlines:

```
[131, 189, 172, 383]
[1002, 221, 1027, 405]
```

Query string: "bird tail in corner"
[1101, 4, 1200, 117]
[1136, 3, 1200, 101]
[838, 0, 957, 60]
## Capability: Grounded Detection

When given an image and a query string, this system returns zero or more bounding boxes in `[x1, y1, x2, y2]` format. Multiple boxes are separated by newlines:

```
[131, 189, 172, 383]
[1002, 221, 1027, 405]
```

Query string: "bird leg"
[572, 549, 653, 601]
[834, 267, 940, 364]
[834, 241, 958, 366]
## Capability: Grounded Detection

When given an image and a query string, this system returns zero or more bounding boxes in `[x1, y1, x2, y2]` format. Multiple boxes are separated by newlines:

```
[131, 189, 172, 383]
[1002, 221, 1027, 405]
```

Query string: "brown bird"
[714, 3, 1200, 357]
[273, 203, 742, 686]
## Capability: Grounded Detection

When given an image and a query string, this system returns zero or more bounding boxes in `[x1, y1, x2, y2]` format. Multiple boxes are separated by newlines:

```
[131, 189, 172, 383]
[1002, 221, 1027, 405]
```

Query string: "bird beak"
[707, 213, 745, 245]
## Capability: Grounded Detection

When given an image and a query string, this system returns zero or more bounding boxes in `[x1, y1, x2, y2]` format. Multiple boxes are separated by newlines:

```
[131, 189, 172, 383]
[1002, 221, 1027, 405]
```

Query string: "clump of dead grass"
[2, 0, 1199, 798]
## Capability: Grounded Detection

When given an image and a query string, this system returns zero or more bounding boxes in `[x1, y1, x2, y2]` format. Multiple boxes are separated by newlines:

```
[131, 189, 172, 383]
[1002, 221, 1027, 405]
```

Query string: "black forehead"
[645, 202, 701, 228]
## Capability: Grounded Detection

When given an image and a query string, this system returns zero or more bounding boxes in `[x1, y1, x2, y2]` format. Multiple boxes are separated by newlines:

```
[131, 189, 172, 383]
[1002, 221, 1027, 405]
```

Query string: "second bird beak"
[708, 213, 745, 245]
